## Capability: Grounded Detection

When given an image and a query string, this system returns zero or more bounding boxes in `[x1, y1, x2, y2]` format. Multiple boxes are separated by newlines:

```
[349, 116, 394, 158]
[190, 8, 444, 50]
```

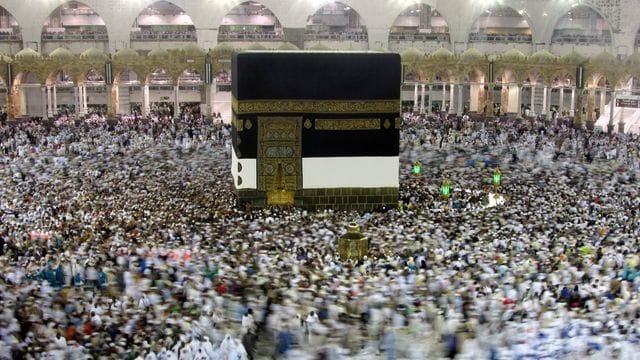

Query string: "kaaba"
[230, 51, 401, 211]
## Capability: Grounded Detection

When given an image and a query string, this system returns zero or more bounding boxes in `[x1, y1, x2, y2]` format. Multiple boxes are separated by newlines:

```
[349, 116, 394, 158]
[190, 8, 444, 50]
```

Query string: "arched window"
[551, 6, 611, 45]
[0, 7, 20, 42]
[218, 1, 284, 42]
[42, 2, 107, 42]
[131, 1, 196, 42]
[305, 2, 367, 42]
[389, 4, 449, 44]
[469, 6, 531, 43]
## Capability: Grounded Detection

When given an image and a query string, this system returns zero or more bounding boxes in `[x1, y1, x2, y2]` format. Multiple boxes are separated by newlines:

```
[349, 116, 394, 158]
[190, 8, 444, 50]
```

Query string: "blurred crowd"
[0, 113, 639, 359]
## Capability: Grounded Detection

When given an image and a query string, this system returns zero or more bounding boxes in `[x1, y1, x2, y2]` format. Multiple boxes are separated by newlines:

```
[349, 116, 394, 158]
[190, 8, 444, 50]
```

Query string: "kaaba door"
[257, 117, 302, 204]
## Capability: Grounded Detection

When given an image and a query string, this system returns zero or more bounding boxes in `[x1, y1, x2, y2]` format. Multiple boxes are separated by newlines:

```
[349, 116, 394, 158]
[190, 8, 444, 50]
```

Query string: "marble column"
[413, 83, 419, 112]
[600, 88, 606, 117]
[570, 86, 576, 116]
[46, 85, 53, 117]
[174, 85, 179, 119]
[73, 86, 79, 115]
[428, 85, 433, 115]
[542, 86, 548, 116]
[559, 87, 564, 115]
[78, 85, 84, 115]
[449, 82, 455, 114]
[82, 84, 88, 115]
[143, 85, 150, 117]
[441, 83, 447, 112]
[457, 84, 464, 116]
[41, 86, 47, 120]
[52, 85, 57, 116]
[419, 84, 426, 114]
[530, 85, 536, 116]
[516, 85, 522, 116]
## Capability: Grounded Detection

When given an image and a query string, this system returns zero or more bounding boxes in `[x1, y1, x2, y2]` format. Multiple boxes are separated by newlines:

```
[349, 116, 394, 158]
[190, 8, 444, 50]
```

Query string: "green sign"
[440, 180, 451, 198]
[412, 163, 421, 175]
[493, 169, 501, 186]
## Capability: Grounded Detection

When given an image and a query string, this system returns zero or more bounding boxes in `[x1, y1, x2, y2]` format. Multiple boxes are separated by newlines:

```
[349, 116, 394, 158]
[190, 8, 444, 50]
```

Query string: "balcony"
[389, 32, 449, 43]
[552, 34, 612, 45]
[304, 32, 368, 42]
[218, 31, 284, 42]
[469, 33, 532, 43]
[131, 31, 197, 41]
[42, 31, 108, 41]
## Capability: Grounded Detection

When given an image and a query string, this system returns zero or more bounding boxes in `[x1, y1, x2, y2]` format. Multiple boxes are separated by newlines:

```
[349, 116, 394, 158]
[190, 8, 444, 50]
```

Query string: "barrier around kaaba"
[230, 51, 401, 211]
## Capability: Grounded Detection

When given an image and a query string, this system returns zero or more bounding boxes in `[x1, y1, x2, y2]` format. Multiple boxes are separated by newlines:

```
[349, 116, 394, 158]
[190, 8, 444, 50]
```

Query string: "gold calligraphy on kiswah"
[233, 98, 399, 114]
[315, 119, 380, 131]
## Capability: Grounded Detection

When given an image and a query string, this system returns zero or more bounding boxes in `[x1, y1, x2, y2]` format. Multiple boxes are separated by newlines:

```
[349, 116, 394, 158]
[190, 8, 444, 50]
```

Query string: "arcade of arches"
[2, 46, 640, 127]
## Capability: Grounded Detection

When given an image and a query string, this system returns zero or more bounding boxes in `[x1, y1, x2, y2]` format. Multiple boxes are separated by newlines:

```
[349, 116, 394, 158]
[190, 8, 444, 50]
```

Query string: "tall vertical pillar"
[205, 83, 212, 119]
[570, 86, 576, 116]
[559, 87, 564, 115]
[73, 86, 79, 115]
[530, 85, 536, 116]
[143, 85, 150, 117]
[457, 84, 463, 116]
[587, 89, 596, 121]
[109, 84, 118, 117]
[599, 88, 606, 117]
[413, 83, 419, 112]
[428, 85, 433, 115]
[441, 83, 447, 113]
[174, 85, 179, 119]
[516, 85, 522, 116]
[449, 82, 455, 114]
[500, 85, 509, 115]
[77, 85, 83, 114]
[541, 86, 548, 116]
[52, 85, 58, 116]
[41, 86, 47, 120]
[419, 84, 426, 114]
[46, 85, 53, 117]
[486, 85, 494, 118]
[82, 84, 88, 115]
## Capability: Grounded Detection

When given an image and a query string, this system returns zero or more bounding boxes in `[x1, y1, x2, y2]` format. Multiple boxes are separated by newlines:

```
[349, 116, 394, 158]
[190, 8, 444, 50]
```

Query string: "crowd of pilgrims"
[0, 111, 639, 359]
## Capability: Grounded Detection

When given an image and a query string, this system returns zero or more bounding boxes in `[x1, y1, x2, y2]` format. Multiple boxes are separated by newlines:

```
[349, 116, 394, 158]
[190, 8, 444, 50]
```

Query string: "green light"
[440, 180, 451, 198]
[493, 169, 501, 186]
[412, 164, 421, 175]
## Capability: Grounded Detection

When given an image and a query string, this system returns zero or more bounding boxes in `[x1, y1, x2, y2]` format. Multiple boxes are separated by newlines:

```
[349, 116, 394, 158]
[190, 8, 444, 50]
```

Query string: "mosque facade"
[0, 0, 638, 126]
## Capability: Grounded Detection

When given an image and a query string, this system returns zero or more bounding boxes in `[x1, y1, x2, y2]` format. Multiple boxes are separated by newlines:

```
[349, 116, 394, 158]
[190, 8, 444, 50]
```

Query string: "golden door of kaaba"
[257, 116, 302, 205]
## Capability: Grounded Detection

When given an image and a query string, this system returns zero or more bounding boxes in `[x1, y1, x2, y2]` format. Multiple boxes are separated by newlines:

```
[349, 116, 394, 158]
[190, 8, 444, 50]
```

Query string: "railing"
[468, 33, 532, 43]
[42, 32, 108, 41]
[389, 32, 450, 42]
[131, 31, 197, 41]
[0, 32, 21, 41]
[303, 32, 368, 41]
[217, 31, 284, 41]
[551, 34, 612, 45]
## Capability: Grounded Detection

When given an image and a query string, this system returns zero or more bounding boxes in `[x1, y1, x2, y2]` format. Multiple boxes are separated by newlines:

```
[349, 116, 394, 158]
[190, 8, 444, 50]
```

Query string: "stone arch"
[177, 69, 203, 85]
[388, 3, 450, 44]
[549, 4, 612, 45]
[41, 1, 108, 44]
[147, 68, 173, 85]
[81, 68, 105, 84]
[46, 70, 75, 86]
[130, 1, 196, 42]
[114, 69, 142, 86]
[464, 69, 485, 83]
[13, 72, 41, 86]
[218, 1, 284, 43]
[0, 6, 21, 42]
[304, 1, 368, 45]
[468, 5, 533, 44]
